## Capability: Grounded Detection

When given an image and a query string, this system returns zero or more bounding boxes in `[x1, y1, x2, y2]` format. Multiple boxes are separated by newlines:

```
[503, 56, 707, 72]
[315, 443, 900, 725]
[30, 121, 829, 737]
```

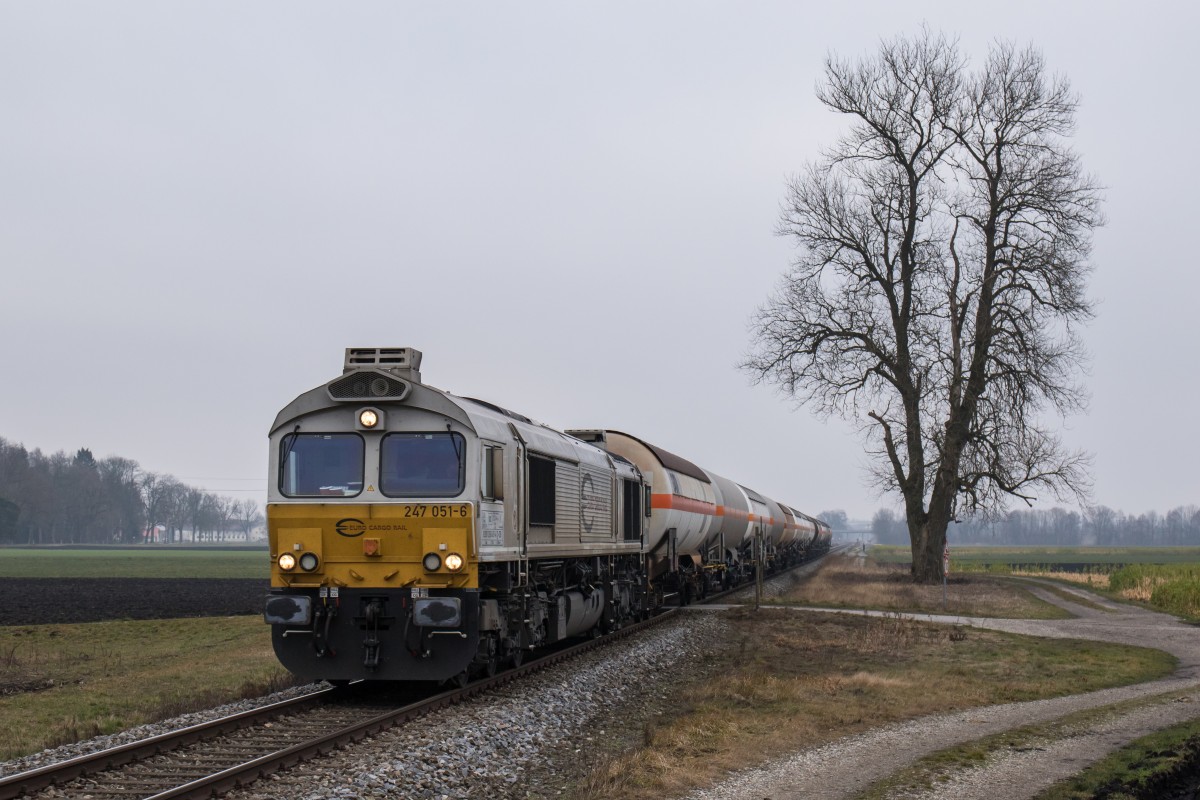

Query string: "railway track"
[0, 610, 676, 800]
[2, 547, 840, 800]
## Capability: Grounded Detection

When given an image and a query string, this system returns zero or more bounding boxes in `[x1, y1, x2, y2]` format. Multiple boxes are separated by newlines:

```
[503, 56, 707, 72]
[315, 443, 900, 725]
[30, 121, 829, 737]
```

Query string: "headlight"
[359, 409, 379, 428]
[277, 553, 296, 571]
[444, 553, 464, 572]
[422, 552, 442, 571]
[299, 552, 320, 571]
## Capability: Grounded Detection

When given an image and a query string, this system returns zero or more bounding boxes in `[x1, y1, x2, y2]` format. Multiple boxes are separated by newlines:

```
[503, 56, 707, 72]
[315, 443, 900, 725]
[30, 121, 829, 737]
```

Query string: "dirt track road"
[682, 579, 1200, 800]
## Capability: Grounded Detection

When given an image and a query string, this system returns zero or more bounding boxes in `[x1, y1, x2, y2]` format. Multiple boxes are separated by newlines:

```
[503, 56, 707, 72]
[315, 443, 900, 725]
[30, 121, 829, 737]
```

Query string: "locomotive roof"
[460, 397, 532, 425]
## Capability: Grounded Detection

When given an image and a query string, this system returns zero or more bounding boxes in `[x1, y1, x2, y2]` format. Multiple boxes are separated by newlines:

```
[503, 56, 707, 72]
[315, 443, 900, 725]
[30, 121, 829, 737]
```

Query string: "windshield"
[380, 432, 465, 497]
[280, 433, 364, 497]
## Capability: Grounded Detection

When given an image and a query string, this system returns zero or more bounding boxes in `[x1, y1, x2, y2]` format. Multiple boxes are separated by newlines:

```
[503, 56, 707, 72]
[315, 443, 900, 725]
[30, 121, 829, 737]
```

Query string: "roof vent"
[343, 347, 423, 383]
[566, 429, 606, 446]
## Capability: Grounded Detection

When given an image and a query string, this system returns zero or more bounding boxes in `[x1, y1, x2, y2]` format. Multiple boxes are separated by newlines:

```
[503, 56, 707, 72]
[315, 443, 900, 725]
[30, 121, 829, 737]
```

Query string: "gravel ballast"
[223, 613, 726, 800]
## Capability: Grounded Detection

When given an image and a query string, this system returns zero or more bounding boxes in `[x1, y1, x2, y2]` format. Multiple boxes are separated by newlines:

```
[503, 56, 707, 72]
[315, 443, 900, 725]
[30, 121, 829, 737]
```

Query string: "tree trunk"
[911, 517, 947, 583]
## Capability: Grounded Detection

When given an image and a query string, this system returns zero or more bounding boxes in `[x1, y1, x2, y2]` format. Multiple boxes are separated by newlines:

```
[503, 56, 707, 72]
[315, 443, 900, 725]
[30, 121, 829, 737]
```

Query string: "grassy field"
[0, 616, 292, 760]
[871, 544, 1200, 566]
[574, 606, 1176, 800]
[872, 544, 1200, 621]
[764, 554, 1071, 619]
[0, 547, 268, 579]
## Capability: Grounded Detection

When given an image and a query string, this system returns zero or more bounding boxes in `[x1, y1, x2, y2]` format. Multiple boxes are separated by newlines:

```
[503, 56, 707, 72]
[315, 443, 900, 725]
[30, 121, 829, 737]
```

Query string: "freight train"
[264, 348, 831, 684]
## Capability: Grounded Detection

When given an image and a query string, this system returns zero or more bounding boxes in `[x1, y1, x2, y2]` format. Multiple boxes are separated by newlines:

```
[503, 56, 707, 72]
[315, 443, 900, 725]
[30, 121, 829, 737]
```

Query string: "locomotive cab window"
[380, 432, 465, 497]
[280, 433, 364, 497]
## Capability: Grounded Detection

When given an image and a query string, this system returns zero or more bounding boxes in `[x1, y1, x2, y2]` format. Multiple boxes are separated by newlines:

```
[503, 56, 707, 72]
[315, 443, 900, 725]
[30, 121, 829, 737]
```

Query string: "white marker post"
[942, 544, 949, 610]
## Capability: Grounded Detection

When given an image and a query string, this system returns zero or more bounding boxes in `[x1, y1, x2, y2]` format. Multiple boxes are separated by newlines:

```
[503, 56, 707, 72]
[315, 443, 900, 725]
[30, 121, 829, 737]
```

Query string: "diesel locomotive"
[263, 348, 830, 684]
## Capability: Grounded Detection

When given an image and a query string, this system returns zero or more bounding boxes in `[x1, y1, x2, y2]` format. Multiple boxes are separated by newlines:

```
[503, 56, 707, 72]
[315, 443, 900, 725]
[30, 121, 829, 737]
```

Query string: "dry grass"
[1011, 569, 1110, 589]
[0, 617, 299, 760]
[1116, 578, 1157, 602]
[573, 607, 1174, 800]
[766, 554, 1070, 619]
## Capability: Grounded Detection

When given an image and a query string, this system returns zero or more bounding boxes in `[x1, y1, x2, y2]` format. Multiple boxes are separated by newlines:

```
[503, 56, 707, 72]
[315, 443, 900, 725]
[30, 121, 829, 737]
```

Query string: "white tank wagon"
[780, 505, 817, 550]
[702, 469, 755, 571]
[566, 429, 828, 602]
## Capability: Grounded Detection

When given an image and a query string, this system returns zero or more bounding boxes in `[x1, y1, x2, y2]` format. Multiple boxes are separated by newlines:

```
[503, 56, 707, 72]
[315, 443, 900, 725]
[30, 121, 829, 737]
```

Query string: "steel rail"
[0, 688, 336, 800]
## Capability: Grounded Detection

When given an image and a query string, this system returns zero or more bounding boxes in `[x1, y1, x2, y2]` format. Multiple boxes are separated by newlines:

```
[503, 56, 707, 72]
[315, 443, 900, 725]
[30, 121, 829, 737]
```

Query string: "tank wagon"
[264, 348, 830, 684]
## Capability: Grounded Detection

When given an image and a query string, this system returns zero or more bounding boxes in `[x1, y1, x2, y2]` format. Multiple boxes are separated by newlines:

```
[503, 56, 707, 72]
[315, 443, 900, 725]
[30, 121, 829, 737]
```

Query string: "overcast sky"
[1, 1, 1196, 521]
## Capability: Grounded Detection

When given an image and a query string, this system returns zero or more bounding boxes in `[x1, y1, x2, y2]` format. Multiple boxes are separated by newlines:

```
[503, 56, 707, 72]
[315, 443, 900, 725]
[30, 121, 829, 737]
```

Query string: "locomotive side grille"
[328, 372, 410, 400]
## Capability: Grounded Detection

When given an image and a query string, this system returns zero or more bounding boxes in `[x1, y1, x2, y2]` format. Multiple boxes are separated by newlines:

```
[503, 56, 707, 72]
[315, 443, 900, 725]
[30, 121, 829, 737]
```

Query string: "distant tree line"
[871, 505, 1200, 547]
[0, 437, 263, 544]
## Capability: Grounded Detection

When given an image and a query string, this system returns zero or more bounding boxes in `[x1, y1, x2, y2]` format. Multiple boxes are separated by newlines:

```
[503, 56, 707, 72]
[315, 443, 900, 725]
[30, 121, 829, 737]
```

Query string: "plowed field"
[0, 578, 267, 625]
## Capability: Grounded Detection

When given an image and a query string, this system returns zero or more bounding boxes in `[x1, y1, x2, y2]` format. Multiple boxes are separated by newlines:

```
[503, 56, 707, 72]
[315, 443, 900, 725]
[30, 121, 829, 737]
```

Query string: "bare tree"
[234, 498, 263, 540]
[141, 473, 186, 543]
[745, 31, 1102, 581]
[817, 509, 849, 531]
[99, 457, 144, 542]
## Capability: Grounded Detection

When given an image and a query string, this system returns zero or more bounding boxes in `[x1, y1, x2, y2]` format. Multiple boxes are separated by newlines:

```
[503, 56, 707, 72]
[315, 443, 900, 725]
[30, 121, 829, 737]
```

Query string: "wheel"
[472, 634, 499, 679]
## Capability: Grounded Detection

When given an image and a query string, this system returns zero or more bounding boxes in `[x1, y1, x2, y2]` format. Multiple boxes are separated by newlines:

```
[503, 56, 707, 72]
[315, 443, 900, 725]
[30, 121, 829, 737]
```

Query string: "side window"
[481, 445, 505, 501]
[528, 455, 556, 526]
[622, 478, 641, 541]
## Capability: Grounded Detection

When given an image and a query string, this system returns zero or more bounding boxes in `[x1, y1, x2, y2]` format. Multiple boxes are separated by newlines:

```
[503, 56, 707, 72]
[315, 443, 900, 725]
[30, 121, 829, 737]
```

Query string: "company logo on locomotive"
[334, 518, 367, 537]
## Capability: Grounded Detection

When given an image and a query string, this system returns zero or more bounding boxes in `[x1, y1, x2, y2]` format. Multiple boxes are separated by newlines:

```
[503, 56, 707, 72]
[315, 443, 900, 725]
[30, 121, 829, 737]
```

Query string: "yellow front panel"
[268, 502, 477, 589]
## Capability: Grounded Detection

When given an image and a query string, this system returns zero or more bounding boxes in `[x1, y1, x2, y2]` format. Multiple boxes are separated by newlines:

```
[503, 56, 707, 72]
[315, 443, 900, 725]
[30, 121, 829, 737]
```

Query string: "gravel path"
[682, 578, 1200, 800]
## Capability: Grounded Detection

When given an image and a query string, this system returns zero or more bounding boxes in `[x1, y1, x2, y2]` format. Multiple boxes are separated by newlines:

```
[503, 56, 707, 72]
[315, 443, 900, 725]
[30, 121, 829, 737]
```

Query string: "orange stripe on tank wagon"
[650, 494, 718, 516]
[721, 507, 751, 522]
